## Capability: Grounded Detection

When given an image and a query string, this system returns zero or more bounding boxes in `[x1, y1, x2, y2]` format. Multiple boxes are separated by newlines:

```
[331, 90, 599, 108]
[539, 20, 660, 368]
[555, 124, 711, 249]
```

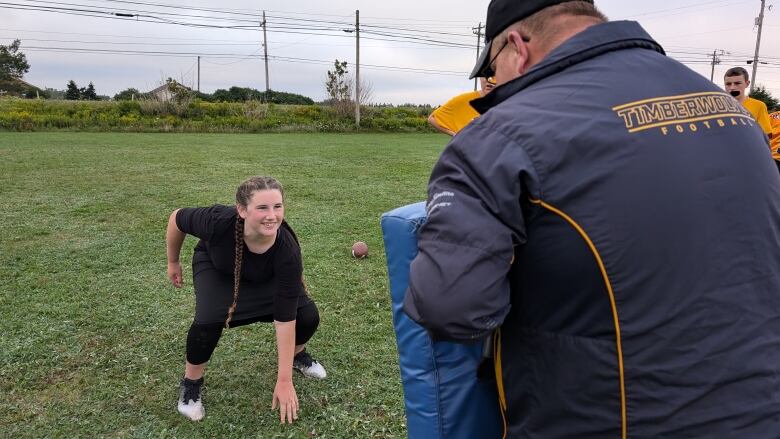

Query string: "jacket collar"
[471, 21, 665, 114]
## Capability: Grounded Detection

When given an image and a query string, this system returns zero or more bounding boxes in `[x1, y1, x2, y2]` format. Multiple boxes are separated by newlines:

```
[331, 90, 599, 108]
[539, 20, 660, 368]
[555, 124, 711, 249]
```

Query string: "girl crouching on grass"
[165, 176, 326, 423]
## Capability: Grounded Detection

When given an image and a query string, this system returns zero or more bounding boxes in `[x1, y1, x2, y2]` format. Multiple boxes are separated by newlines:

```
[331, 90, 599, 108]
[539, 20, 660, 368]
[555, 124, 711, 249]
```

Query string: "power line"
[83, 0, 358, 22]
[624, 0, 754, 19]
[654, 25, 752, 40]
[68, 0, 276, 20]
[665, 45, 762, 59]
[359, 14, 473, 24]
[7, 1, 779, 94]
[0, 27, 257, 41]
[201, 49, 262, 66]
[5, 27, 776, 58]
[5, 1, 477, 39]
[361, 30, 472, 48]
[4, 1, 478, 50]
[19, 45, 471, 76]
[0, 3, 257, 29]
[9, 0, 476, 34]
[22, 45, 258, 57]
[23, 43, 765, 74]
[1, 31, 471, 52]
[360, 24, 473, 39]
[15, 0, 347, 26]
[8, 0, 264, 24]
[6, 37, 261, 46]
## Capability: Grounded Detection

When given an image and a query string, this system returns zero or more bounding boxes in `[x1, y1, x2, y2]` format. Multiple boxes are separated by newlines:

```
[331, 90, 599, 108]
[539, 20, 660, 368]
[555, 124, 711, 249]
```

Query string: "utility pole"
[472, 22, 483, 91]
[710, 50, 717, 82]
[263, 10, 270, 93]
[355, 9, 360, 128]
[708, 49, 729, 82]
[750, 0, 766, 94]
[197, 55, 200, 92]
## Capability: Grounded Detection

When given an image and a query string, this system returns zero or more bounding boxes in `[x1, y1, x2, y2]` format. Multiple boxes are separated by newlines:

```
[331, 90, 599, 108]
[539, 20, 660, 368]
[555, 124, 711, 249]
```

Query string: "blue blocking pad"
[381, 202, 502, 439]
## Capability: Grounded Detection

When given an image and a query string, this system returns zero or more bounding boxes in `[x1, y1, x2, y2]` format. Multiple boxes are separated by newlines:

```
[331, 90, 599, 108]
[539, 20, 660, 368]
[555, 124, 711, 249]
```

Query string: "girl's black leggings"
[186, 301, 320, 365]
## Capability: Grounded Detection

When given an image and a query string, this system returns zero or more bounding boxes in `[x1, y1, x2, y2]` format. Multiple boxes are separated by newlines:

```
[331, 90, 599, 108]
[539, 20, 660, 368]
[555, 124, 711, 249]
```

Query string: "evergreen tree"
[750, 85, 779, 112]
[81, 82, 98, 100]
[64, 80, 80, 100]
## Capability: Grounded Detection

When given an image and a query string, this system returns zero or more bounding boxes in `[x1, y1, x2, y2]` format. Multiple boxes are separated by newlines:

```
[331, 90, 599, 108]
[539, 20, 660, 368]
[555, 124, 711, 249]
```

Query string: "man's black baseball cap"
[470, 0, 594, 78]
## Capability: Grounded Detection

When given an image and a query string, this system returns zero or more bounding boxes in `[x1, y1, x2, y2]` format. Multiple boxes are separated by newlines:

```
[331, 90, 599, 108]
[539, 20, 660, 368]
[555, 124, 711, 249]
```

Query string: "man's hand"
[271, 379, 299, 424]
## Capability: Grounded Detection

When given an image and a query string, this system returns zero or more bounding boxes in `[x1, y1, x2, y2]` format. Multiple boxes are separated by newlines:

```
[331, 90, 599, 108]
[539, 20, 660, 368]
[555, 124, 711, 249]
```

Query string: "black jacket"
[404, 21, 780, 438]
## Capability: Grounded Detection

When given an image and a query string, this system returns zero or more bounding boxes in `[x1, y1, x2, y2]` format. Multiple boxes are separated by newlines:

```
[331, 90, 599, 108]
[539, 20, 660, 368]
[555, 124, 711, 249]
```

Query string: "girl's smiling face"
[237, 189, 284, 238]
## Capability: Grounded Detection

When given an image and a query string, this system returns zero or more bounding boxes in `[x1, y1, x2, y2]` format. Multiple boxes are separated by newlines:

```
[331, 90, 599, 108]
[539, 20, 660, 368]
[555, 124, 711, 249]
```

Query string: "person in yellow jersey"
[724, 67, 773, 139]
[724, 67, 776, 172]
[427, 77, 496, 136]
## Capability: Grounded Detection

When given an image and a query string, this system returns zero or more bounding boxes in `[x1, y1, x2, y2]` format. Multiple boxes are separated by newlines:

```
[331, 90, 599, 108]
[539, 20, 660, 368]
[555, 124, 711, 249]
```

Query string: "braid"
[224, 217, 244, 328]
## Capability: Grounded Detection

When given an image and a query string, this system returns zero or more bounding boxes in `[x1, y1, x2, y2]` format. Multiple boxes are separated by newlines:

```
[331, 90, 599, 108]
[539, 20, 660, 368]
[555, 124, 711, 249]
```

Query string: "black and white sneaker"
[177, 377, 205, 421]
[293, 350, 327, 379]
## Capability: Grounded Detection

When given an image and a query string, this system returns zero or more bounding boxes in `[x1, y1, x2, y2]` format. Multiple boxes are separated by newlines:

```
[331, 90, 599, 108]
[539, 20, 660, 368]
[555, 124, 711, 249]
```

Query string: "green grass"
[0, 132, 447, 438]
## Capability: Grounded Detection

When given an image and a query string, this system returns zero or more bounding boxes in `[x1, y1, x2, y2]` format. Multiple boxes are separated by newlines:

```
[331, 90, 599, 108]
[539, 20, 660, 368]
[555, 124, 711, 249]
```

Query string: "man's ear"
[508, 31, 530, 76]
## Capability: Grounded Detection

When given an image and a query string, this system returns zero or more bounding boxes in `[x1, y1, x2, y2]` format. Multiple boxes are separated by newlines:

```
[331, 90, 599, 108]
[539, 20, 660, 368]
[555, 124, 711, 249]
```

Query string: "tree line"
[112, 83, 314, 105]
[2, 39, 779, 111]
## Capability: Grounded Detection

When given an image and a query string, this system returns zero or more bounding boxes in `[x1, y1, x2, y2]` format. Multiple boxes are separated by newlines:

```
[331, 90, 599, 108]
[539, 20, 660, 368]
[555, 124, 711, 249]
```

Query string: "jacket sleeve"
[403, 124, 537, 341]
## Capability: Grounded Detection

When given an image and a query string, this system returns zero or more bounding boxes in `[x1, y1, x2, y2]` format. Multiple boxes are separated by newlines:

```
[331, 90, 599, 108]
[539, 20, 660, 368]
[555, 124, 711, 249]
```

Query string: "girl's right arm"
[166, 209, 186, 288]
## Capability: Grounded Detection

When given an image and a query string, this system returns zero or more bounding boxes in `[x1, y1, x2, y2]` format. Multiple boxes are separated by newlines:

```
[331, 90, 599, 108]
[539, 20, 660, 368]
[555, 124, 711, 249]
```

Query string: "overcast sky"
[2, 0, 779, 104]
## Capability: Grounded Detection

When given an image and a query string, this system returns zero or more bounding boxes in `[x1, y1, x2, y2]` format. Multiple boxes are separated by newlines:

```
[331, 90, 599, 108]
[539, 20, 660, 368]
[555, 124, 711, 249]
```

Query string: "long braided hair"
[224, 176, 284, 328]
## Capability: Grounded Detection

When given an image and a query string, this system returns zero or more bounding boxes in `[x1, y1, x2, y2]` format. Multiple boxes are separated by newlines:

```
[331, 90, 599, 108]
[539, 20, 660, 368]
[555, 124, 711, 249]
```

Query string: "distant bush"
[361, 106, 431, 132]
[114, 88, 142, 101]
[264, 90, 314, 105]
[0, 98, 435, 133]
[203, 87, 314, 105]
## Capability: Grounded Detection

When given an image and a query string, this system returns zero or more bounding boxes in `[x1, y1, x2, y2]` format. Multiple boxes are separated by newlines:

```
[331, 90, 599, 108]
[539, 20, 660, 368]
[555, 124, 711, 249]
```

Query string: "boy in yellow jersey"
[724, 67, 773, 140]
[428, 77, 495, 136]
[724, 67, 776, 171]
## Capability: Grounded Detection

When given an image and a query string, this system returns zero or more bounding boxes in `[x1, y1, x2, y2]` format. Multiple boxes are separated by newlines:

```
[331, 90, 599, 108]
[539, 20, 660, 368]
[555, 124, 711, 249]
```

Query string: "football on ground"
[352, 241, 368, 258]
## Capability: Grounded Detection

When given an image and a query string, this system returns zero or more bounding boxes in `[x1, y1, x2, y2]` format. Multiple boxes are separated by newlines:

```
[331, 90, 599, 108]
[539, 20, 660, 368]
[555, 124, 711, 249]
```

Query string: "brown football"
[352, 241, 369, 258]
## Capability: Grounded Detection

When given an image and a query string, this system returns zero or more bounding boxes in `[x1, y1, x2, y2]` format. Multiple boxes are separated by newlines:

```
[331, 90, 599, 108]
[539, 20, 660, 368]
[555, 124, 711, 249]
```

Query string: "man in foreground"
[405, 0, 780, 437]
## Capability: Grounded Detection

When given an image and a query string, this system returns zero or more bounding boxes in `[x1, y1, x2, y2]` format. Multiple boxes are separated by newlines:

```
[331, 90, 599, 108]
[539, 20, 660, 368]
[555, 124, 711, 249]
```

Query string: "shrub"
[117, 100, 141, 116]
[0, 99, 431, 133]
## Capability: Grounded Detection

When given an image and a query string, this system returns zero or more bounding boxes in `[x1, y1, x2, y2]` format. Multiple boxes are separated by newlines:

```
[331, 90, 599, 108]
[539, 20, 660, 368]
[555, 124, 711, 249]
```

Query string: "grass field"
[0, 132, 446, 438]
